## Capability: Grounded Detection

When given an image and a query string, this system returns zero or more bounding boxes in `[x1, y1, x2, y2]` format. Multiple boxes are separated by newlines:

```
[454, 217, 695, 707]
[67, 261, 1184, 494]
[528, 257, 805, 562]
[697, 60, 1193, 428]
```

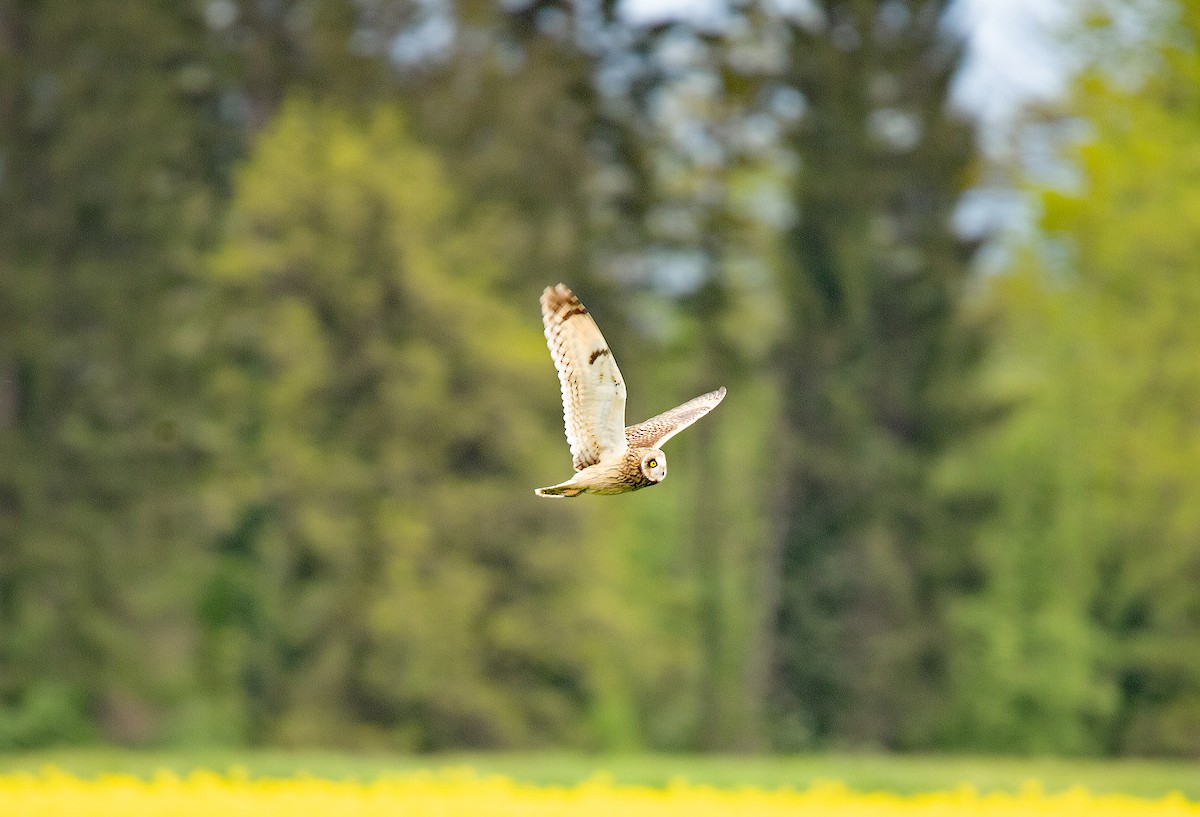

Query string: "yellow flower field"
[2, 769, 1198, 817]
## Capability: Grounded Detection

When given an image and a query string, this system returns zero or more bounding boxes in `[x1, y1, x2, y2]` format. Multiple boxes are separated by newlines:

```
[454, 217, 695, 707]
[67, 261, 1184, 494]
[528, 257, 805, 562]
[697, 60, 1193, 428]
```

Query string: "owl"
[535, 283, 726, 498]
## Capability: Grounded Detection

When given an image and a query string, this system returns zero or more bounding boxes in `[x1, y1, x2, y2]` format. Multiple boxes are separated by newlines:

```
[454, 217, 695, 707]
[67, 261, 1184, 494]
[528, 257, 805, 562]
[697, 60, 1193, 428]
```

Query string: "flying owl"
[535, 283, 726, 498]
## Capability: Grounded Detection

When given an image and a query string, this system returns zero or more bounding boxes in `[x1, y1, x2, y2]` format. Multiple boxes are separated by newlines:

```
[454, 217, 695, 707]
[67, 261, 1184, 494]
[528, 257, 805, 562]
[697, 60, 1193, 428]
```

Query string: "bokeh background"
[1, 0, 1198, 758]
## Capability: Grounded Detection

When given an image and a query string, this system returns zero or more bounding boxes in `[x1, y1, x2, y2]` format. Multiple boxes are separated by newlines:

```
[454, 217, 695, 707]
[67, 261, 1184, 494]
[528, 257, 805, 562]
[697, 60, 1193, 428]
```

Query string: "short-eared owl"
[535, 283, 726, 498]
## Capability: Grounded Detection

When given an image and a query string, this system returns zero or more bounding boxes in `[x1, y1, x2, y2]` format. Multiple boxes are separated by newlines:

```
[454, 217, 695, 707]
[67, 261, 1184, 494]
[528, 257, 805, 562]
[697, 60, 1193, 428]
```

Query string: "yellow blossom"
[0, 768, 1197, 817]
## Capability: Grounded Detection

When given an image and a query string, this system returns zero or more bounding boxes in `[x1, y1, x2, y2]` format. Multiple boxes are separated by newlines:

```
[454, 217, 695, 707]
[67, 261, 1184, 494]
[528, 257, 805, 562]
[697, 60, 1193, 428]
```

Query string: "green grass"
[0, 750, 1198, 799]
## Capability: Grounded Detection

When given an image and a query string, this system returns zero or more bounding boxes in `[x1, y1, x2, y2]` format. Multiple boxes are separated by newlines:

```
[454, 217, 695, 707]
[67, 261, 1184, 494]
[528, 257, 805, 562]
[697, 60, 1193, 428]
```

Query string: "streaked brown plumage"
[535, 284, 726, 498]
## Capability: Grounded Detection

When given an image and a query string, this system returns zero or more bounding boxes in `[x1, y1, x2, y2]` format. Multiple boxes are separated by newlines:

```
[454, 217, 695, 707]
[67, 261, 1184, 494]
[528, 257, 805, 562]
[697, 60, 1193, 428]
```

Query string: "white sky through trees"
[621, 0, 1073, 142]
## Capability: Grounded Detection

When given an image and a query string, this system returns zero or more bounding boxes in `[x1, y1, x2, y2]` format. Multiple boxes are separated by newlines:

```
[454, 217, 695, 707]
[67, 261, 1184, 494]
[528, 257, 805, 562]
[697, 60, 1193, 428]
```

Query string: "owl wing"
[541, 284, 629, 471]
[624, 386, 726, 449]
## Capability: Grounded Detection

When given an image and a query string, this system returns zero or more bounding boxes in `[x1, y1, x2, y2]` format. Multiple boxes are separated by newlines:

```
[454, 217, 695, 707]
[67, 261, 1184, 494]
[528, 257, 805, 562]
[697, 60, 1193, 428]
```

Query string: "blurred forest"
[1, 0, 1199, 757]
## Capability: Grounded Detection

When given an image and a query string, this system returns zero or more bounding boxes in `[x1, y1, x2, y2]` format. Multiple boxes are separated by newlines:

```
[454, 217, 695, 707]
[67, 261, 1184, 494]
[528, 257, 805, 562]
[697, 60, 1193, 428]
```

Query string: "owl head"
[640, 449, 667, 483]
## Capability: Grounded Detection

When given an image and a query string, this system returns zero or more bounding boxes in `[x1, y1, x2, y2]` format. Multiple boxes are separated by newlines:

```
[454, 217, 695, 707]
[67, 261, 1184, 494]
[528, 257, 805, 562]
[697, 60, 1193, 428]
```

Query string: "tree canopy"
[2, 0, 1199, 757]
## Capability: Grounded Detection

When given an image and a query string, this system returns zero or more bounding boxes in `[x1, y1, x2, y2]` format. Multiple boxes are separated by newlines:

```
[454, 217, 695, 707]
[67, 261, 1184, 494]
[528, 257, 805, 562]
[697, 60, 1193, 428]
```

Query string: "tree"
[202, 99, 627, 748]
[0, 0, 228, 746]
[762, 0, 987, 749]
[950, 0, 1200, 755]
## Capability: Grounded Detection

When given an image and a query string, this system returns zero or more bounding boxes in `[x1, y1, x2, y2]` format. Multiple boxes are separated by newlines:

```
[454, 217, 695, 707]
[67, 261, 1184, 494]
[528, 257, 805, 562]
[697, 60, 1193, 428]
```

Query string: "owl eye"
[647, 459, 657, 469]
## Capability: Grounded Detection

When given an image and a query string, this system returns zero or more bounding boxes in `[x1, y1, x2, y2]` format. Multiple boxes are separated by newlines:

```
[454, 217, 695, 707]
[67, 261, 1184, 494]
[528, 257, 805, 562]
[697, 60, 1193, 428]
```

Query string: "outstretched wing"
[624, 386, 726, 449]
[541, 284, 628, 471]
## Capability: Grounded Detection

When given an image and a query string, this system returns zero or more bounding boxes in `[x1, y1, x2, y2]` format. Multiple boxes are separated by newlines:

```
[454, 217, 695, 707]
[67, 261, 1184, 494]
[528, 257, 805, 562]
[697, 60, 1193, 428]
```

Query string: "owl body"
[536, 447, 666, 497]
[534, 283, 724, 498]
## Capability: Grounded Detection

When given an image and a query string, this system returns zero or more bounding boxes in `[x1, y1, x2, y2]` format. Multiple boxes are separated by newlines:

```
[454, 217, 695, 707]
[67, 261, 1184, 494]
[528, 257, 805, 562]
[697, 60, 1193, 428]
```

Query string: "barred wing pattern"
[623, 387, 727, 450]
[541, 284, 629, 471]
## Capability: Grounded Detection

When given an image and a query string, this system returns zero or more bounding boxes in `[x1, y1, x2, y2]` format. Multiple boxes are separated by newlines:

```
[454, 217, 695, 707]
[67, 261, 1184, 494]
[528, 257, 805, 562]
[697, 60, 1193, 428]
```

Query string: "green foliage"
[946, 3, 1200, 756]
[764, 0, 988, 751]
[202, 99, 625, 750]
[6, 0, 1200, 759]
[0, 685, 95, 751]
[0, 0, 227, 746]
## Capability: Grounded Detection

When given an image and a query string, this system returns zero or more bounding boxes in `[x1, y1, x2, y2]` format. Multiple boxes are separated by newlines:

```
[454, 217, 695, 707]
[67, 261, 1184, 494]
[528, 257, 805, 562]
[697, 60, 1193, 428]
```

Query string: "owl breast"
[577, 449, 657, 495]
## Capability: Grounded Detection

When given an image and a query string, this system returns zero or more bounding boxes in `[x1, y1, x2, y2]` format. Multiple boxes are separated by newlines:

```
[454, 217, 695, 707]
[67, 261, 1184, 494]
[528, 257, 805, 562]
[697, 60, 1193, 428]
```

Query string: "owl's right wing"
[541, 284, 629, 471]
[624, 386, 726, 449]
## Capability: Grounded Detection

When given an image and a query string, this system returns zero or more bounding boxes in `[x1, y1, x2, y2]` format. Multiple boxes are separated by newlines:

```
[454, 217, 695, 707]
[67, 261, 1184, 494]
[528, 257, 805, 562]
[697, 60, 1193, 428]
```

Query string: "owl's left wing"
[624, 386, 726, 449]
[542, 284, 629, 471]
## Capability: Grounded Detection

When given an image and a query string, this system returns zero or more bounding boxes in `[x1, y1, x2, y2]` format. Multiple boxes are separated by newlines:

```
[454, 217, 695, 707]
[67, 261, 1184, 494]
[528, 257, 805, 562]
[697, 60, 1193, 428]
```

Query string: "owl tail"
[535, 481, 584, 498]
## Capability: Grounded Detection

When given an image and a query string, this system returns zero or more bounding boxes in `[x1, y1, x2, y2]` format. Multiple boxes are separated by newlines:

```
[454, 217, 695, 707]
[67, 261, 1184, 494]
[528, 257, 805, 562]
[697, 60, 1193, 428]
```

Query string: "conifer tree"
[763, 0, 985, 749]
[0, 0, 229, 744]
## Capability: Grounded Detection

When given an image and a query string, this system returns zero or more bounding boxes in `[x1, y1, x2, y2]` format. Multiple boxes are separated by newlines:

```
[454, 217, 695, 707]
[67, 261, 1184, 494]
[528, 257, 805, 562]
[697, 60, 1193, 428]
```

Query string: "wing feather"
[541, 284, 628, 471]
[624, 387, 726, 449]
